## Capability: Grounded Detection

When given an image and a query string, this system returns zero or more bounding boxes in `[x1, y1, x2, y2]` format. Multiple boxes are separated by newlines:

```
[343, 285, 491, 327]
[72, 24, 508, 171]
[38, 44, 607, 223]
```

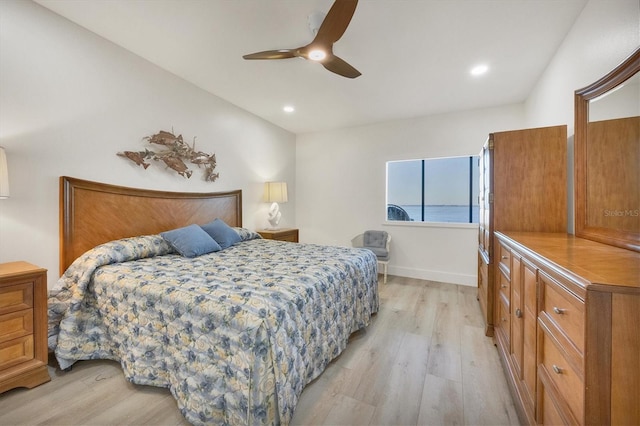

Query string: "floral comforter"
[48, 230, 378, 425]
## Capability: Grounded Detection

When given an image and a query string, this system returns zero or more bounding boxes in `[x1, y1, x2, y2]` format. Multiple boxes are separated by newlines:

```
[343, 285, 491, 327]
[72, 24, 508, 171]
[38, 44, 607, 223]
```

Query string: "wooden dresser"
[258, 228, 299, 243]
[478, 125, 567, 336]
[494, 232, 640, 425]
[0, 261, 50, 393]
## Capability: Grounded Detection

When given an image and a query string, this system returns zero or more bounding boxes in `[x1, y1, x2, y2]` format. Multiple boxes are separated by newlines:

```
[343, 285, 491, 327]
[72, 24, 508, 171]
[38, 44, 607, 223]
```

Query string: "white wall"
[0, 0, 296, 288]
[296, 105, 525, 286]
[295, 0, 639, 287]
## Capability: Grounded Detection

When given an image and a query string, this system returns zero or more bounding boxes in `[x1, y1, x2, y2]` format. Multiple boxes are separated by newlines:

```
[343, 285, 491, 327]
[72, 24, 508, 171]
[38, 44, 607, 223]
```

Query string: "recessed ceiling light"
[283, 105, 295, 113]
[308, 49, 326, 61]
[470, 64, 489, 76]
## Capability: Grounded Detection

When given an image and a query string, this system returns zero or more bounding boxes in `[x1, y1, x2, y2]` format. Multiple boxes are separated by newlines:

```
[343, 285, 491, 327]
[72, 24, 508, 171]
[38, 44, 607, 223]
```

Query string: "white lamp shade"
[264, 182, 288, 203]
[0, 147, 9, 199]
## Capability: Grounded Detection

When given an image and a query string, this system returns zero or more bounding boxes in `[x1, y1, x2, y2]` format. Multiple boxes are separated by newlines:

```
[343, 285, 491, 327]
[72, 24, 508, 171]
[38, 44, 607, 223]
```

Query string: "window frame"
[385, 155, 479, 226]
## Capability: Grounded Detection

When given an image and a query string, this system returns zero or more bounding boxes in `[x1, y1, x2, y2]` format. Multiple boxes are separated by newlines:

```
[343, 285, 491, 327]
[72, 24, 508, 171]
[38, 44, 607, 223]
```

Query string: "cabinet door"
[478, 250, 494, 337]
[522, 259, 537, 409]
[478, 141, 492, 257]
[510, 253, 523, 378]
[508, 249, 537, 422]
[492, 126, 567, 233]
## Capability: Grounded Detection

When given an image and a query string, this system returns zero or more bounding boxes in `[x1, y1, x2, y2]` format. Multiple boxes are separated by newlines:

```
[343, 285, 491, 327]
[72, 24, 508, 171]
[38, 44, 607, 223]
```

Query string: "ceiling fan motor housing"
[308, 11, 326, 36]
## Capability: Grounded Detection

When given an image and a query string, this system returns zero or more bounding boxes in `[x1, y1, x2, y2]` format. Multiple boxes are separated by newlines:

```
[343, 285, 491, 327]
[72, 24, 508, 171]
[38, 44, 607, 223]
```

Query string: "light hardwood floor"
[0, 276, 520, 425]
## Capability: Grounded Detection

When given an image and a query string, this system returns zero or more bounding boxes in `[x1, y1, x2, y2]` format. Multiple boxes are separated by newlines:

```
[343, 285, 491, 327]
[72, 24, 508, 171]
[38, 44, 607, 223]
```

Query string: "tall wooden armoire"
[477, 125, 567, 336]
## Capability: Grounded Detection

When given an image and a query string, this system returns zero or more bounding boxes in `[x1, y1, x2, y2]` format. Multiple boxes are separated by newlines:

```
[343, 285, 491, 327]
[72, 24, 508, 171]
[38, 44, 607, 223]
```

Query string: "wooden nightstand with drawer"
[258, 228, 299, 243]
[0, 261, 50, 393]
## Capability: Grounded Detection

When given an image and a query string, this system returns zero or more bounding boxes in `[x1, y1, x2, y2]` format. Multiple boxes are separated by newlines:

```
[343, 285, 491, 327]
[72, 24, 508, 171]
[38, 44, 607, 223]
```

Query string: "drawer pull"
[553, 307, 565, 315]
[501, 284, 507, 288]
[515, 308, 522, 318]
[552, 365, 563, 374]
[501, 256, 509, 260]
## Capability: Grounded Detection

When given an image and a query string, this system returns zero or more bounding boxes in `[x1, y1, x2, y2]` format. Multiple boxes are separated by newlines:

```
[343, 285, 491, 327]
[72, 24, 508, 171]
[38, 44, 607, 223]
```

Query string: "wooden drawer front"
[0, 335, 34, 370]
[540, 271, 585, 352]
[498, 243, 511, 273]
[540, 382, 567, 426]
[258, 229, 299, 243]
[0, 309, 33, 343]
[497, 295, 510, 346]
[498, 269, 510, 303]
[541, 332, 584, 423]
[278, 231, 298, 242]
[0, 283, 34, 315]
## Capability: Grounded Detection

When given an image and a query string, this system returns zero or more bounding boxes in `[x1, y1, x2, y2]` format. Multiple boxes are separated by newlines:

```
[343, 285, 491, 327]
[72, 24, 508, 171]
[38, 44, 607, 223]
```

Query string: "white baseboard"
[388, 265, 477, 287]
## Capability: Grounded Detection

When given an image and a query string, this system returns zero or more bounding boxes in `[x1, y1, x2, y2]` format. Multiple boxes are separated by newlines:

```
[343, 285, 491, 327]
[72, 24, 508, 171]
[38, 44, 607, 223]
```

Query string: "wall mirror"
[575, 47, 639, 252]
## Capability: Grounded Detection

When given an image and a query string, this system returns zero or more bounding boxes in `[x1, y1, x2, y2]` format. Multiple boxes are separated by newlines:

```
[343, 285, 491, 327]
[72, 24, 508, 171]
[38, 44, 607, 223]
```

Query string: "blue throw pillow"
[201, 218, 242, 249]
[160, 224, 221, 258]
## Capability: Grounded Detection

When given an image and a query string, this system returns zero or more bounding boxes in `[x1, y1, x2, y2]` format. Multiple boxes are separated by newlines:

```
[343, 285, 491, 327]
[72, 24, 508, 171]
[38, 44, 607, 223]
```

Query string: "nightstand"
[258, 228, 299, 243]
[0, 261, 51, 393]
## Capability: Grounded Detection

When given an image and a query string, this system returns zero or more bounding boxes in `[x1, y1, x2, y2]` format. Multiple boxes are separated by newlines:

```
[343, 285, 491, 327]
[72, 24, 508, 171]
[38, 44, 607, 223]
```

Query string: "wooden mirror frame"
[574, 47, 640, 252]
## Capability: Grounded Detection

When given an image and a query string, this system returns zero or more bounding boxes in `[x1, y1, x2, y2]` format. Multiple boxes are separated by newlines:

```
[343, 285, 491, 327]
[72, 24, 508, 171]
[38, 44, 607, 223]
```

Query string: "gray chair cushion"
[364, 230, 387, 248]
[363, 231, 388, 260]
[366, 247, 389, 260]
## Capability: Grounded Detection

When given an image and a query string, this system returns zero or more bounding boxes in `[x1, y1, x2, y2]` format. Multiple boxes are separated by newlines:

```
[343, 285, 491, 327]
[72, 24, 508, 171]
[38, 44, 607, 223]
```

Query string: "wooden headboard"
[60, 176, 242, 274]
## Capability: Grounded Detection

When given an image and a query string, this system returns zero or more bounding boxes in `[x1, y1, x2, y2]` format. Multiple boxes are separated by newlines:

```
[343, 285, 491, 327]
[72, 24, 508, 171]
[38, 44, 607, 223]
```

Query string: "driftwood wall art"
[117, 130, 219, 181]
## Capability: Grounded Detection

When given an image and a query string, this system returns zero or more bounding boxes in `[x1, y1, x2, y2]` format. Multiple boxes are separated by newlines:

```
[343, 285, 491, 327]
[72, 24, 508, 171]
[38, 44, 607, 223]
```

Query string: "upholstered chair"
[351, 230, 391, 283]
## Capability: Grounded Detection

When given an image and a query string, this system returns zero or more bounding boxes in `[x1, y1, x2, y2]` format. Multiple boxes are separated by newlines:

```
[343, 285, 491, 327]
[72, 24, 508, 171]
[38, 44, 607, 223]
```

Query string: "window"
[386, 156, 479, 223]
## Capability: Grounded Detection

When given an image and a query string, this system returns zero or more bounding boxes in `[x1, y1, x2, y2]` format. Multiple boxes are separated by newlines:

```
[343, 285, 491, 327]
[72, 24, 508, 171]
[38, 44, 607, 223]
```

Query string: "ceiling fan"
[242, 0, 361, 79]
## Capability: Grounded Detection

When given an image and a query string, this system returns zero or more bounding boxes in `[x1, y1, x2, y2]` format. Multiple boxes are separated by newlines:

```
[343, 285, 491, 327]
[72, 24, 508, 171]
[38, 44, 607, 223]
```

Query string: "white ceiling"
[35, 0, 588, 134]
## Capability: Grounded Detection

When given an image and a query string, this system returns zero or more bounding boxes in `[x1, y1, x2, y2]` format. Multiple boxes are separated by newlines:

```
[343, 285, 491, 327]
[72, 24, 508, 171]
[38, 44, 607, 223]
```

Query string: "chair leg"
[378, 261, 388, 284]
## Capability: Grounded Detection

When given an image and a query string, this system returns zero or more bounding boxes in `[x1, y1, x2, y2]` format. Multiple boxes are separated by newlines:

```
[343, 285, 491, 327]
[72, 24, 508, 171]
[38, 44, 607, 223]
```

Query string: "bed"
[48, 176, 379, 425]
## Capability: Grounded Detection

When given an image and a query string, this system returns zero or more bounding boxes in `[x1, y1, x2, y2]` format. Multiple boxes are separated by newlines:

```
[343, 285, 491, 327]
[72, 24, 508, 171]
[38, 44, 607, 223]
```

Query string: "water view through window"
[387, 156, 479, 223]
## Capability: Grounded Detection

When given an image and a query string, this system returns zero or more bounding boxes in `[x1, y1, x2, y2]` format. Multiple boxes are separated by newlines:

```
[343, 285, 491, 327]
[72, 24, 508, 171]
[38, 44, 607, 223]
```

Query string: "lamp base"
[267, 202, 282, 229]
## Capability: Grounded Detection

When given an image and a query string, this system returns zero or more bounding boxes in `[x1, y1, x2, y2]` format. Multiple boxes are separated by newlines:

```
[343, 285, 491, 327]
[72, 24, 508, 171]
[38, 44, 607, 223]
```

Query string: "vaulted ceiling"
[35, 0, 588, 134]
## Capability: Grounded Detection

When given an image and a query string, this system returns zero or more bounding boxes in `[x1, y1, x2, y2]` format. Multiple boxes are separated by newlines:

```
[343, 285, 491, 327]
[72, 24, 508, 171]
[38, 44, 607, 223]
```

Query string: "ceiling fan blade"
[313, 0, 358, 45]
[322, 55, 361, 79]
[243, 49, 297, 60]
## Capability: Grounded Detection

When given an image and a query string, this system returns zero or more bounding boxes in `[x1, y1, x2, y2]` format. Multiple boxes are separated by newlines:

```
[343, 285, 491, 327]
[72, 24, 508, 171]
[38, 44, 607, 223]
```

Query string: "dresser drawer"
[540, 271, 585, 352]
[497, 294, 510, 346]
[498, 242, 511, 273]
[0, 309, 34, 344]
[0, 335, 35, 370]
[498, 269, 510, 303]
[277, 232, 298, 242]
[258, 229, 299, 243]
[0, 262, 50, 392]
[0, 283, 34, 315]
[540, 331, 584, 423]
[540, 383, 567, 426]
